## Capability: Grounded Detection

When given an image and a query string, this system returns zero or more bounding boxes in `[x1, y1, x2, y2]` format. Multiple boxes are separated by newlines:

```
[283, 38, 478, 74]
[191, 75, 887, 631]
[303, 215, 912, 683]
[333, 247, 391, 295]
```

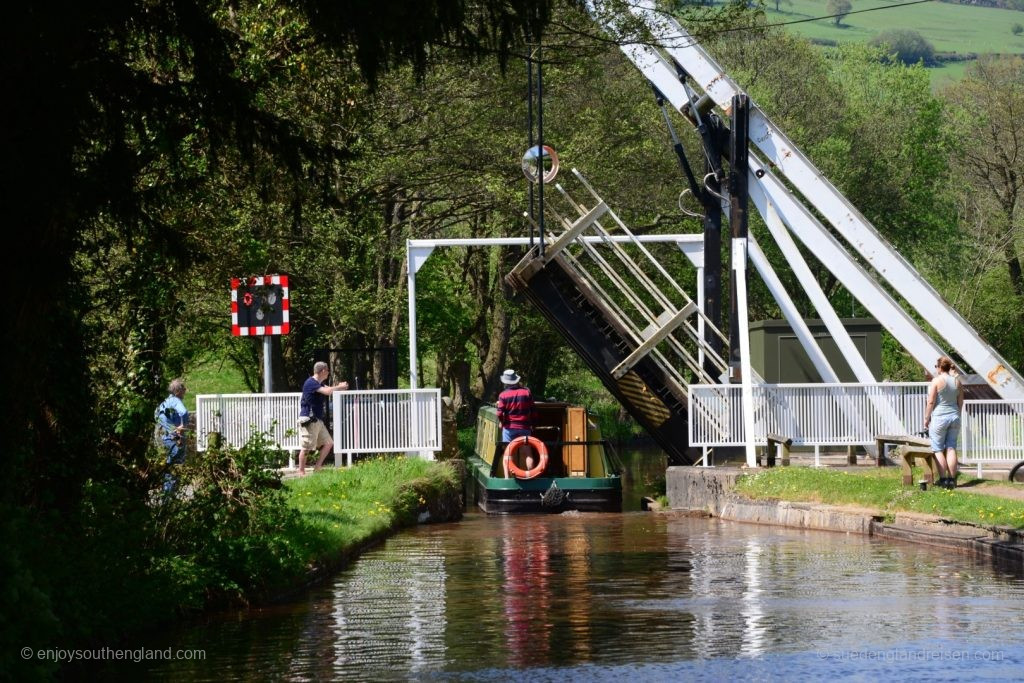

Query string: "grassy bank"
[18, 444, 462, 681]
[735, 467, 1024, 528]
[150, 450, 463, 613]
[282, 456, 462, 579]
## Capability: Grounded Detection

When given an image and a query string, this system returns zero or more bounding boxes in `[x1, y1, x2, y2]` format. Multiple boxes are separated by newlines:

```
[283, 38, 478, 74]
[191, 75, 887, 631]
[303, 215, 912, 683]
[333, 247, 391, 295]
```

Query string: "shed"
[748, 318, 882, 383]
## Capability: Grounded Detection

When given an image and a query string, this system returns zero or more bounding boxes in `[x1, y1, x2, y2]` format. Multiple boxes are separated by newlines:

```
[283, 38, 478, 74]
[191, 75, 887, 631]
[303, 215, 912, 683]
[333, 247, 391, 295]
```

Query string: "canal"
[111, 450, 1024, 680]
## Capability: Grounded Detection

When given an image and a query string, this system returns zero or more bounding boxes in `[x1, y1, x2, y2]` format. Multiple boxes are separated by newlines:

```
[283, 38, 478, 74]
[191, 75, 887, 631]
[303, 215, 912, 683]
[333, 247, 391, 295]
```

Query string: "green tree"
[345, 4, 705, 417]
[822, 44, 952, 256]
[871, 29, 936, 66]
[827, 0, 852, 25]
[942, 56, 1024, 368]
[2, 0, 558, 675]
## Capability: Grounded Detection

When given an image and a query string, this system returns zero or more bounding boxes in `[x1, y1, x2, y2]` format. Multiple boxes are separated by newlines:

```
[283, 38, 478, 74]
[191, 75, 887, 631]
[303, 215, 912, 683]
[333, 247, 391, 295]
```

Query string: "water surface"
[124, 511, 1024, 681]
[97, 446, 1024, 680]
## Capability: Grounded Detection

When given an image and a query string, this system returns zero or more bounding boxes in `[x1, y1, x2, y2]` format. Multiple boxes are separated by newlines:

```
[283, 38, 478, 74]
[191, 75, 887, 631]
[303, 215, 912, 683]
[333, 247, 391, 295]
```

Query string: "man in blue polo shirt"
[298, 361, 348, 475]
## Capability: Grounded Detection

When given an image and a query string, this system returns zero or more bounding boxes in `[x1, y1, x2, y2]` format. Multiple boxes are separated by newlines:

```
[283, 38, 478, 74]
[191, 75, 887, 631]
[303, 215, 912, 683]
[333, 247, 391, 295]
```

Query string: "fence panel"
[196, 389, 442, 455]
[962, 400, 1024, 464]
[332, 389, 442, 454]
[195, 393, 303, 451]
[689, 383, 930, 448]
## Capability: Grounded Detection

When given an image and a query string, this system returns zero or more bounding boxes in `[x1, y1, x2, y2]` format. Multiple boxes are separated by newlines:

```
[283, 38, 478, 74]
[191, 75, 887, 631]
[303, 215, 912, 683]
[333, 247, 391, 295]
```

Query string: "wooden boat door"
[564, 407, 588, 477]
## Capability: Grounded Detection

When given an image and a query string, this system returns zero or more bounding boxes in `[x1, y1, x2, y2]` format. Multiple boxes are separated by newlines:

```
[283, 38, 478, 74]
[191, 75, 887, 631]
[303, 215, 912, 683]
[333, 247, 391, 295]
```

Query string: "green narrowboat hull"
[471, 402, 622, 514]
[468, 454, 622, 513]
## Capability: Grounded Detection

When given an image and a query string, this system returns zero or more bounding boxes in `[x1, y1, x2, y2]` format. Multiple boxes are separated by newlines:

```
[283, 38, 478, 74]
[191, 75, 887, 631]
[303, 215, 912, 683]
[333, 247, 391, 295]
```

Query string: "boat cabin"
[469, 401, 622, 513]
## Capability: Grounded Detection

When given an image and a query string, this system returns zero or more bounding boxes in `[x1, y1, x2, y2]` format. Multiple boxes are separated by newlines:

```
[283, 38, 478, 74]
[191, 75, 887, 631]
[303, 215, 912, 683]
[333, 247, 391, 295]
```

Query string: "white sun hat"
[500, 369, 521, 385]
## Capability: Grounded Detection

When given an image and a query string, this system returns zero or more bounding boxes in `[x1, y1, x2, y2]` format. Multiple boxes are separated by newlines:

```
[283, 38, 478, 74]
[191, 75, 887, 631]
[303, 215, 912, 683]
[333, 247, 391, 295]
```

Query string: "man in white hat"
[497, 369, 538, 471]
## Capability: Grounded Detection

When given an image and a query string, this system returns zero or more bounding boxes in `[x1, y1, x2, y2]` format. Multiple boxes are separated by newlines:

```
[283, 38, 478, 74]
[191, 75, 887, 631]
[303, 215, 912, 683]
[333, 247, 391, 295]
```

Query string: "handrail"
[688, 383, 930, 447]
[195, 389, 442, 456]
[551, 175, 730, 391]
[962, 399, 1024, 465]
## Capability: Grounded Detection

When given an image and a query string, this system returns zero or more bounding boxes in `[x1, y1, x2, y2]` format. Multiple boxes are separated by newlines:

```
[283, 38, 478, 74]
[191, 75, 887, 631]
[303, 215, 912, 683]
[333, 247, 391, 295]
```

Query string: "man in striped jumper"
[497, 369, 538, 471]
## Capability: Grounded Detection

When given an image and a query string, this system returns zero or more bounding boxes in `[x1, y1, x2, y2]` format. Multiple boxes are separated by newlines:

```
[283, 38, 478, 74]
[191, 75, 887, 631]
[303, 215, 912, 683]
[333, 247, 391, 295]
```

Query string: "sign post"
[231, 275, 290, 393]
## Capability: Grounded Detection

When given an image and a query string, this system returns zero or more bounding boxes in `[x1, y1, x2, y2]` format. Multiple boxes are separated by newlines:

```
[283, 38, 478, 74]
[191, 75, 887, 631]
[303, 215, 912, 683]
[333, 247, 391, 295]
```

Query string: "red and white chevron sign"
[231, 274, 290, 336]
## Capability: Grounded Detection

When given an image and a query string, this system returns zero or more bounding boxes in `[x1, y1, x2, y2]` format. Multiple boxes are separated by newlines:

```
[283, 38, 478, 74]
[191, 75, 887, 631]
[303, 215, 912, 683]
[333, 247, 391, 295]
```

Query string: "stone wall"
[665, 467, 744, 516]
[665, 466, 1023, 567]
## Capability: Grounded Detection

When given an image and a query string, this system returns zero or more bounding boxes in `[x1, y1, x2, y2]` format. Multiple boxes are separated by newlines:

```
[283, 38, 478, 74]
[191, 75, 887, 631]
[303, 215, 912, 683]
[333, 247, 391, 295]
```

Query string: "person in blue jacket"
[155, 378, 190, 493]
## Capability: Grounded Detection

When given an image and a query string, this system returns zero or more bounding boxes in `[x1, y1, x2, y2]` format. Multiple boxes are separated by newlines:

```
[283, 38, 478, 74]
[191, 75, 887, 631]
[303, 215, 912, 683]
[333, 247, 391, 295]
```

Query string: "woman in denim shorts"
[923, 356, 964, 489]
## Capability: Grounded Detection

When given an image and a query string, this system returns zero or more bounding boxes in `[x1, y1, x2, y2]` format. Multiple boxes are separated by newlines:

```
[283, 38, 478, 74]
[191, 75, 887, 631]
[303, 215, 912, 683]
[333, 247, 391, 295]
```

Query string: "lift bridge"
[194, 3, 1022, 470]
[495, 1, 1024, 466]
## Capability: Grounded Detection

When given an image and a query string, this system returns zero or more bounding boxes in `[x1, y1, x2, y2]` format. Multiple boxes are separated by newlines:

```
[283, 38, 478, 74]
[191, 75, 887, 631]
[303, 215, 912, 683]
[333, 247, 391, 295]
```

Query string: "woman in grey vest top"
[924, 356, 964, 489]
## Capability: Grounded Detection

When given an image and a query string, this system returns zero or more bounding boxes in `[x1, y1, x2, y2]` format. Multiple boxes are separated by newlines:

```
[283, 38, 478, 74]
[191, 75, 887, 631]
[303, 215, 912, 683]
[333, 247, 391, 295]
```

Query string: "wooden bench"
[875, 434, 940, 486]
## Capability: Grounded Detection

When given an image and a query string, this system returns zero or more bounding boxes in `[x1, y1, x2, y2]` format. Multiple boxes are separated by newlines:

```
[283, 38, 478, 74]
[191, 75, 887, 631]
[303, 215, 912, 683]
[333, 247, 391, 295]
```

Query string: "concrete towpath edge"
[666, 467, 1024, 569]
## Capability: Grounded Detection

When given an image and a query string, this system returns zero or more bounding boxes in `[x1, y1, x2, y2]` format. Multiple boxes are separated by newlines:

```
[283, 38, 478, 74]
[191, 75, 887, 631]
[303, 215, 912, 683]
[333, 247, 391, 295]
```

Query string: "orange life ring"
[502, 435, 549, 479]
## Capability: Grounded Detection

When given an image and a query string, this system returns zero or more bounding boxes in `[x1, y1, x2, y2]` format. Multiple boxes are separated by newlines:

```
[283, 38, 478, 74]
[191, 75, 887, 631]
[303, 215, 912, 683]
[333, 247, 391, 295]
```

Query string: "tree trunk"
[470, 245, 513, 409]
[1006, 241, 1024, 336]
[450, 359, 474, 426]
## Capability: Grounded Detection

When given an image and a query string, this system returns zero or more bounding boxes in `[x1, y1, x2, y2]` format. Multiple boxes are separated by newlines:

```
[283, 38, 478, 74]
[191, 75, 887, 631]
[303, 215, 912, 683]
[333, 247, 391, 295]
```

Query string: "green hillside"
[766, 0, 1024, 53]
[764, 0, 1024, 85]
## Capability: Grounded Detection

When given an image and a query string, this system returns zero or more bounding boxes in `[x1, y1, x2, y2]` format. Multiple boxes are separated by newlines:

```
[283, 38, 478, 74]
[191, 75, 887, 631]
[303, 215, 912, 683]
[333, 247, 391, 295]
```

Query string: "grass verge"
[735, 467, 1024, 529]
[281, 456, 462, 580]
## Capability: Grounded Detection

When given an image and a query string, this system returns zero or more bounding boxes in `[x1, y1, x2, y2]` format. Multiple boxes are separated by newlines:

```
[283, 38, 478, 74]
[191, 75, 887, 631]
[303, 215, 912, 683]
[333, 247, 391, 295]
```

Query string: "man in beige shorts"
[297, 361, 348, 474]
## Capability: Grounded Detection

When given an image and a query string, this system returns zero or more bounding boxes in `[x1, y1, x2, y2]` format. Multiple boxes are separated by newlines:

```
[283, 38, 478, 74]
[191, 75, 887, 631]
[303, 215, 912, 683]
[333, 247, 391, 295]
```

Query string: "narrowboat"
[468, 401, 622, 514]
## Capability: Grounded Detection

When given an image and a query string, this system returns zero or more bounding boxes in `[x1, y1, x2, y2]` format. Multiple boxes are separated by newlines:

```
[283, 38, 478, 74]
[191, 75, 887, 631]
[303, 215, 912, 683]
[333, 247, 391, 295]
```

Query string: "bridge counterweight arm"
[592, 0, 1024, 399]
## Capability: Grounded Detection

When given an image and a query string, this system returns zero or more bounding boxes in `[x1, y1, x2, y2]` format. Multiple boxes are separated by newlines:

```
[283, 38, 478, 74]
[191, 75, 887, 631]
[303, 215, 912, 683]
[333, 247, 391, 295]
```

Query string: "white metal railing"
[331, 389, 442, 454]
[195, 389, 442, 459]
[962, 400, 1024, 467]
[196, 392, 303, 451]
[689, 383, 930, 448]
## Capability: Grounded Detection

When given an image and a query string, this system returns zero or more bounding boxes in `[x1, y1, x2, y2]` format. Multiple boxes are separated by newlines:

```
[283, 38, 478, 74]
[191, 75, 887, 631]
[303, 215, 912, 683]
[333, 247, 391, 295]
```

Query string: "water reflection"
[740, 538, 767, 657]
[330, 536, 446, 674]
[106, 508, 1024, 680]
[619, 442, 667, 511]
[502, 519, 551, 666]
[319, 515, 1024, 679]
